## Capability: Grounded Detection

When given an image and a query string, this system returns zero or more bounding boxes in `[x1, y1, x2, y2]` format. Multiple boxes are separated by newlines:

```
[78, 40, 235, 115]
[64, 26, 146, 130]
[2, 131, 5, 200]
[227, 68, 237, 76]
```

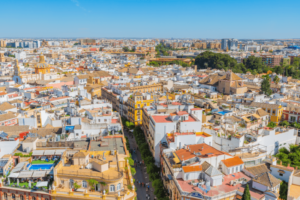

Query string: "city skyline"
[1, 0, 300, 39]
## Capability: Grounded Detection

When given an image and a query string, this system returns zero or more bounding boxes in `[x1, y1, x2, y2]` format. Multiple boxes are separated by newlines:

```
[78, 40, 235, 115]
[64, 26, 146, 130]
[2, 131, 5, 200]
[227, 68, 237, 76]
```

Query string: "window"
[4, 193, 7, 200]
[117, 183, 121, 191]
[236, 166, 238, 172]
[20, 196, 24, 200]
[82, 180, 87, 188]
[279, 173, 283, 176]
[32, 197, 36, 200]
[61, 180, 64, 184]
[98, 119, 101, 122]
[110, 185, 115, 192]
[240, 165, 242, 171]
[12, 194, 15, 199]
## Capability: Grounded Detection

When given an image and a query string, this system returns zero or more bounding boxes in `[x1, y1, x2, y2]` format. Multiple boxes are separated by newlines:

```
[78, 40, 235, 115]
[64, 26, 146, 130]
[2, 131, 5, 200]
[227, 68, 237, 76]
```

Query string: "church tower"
[0, 52, 5, 62]
[35, 53, 50, 74]
[13, 59, 22, 84]
[14, 59, 20, 76]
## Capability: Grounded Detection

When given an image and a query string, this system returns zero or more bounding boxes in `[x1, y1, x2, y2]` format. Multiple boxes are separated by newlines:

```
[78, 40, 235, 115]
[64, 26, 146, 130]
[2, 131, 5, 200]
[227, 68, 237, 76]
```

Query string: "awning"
[44, 150, 55, 155]
[18, 171, 33, 178]
[173, 152, 181, 164]
[65, 126, 74, 131]
[55, 150, 66, 155]
[32, 171, 47, 178]
[8, 173, 20, 178]
[36, 181, 48, 187]
[32, 150, 45, 156]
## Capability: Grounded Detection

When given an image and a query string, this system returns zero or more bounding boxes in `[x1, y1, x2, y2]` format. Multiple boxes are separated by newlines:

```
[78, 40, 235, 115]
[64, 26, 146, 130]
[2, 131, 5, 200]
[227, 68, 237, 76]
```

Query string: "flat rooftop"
[90, 138, 125, 154]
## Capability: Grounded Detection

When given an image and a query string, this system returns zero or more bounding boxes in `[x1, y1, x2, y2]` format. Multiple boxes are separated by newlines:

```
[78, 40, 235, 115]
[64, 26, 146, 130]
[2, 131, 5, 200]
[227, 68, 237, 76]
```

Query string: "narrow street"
[124, 129, 155, 200]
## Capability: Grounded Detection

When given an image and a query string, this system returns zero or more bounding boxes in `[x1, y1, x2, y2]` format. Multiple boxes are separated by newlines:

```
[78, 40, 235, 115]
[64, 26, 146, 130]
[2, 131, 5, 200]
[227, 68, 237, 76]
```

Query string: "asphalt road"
[124, 130, 155, 200]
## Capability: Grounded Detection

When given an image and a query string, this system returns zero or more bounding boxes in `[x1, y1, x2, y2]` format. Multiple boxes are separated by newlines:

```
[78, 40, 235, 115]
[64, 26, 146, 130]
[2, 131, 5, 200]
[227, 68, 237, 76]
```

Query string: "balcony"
[57, 168, 124, 181]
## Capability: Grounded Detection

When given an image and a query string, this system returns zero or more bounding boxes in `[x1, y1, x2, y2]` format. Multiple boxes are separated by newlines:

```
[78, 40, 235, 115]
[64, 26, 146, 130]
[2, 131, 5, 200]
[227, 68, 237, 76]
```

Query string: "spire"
[39, 53, 45, 63]
[14, 59, 20, 76]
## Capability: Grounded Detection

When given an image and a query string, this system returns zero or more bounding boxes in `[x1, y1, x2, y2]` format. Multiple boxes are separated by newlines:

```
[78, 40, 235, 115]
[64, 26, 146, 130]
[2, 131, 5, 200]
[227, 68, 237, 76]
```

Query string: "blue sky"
[1, 0, 300, 39]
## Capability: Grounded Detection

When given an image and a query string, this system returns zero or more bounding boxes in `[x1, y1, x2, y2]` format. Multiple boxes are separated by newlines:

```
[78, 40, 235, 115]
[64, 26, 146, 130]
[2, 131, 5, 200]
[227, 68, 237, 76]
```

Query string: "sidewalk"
[124, 130, 155, 200]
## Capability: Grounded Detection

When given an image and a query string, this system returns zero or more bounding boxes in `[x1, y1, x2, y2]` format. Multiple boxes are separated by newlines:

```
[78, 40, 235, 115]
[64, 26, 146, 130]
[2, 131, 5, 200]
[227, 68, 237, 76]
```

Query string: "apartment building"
[146, 107, 203, 165]
[261, 55, 283, 68]
[52, 136, 136, 200]
[250, 102, 283, 124]
[127, 92, 153, 125]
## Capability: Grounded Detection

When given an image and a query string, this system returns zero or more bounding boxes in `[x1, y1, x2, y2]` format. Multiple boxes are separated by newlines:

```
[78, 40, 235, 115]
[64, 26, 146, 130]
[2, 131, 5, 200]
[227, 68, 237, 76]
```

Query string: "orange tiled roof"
[182, 165, 202, 173]
[177, 111, 188, 115]
[188, 143, 229, 158]
[175, 149, 195, 161]
[222, 156, 244, 167]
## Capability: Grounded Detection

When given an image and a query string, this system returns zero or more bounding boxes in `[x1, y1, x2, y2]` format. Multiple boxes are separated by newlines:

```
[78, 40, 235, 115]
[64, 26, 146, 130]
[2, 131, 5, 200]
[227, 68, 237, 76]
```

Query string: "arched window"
[32, 197, 36, 200]
[117, 183, 121, 191]
[12, 194, 15, 199]
[110, 185, 115, 192]
[4, 193, 7, 200]
[20, 195, 24, 200]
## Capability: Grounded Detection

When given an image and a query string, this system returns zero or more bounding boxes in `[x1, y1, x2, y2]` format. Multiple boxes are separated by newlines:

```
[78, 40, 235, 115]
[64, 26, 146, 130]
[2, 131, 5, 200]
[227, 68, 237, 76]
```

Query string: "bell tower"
[14, 59, 20, 76]
[0, 52, 5, 62]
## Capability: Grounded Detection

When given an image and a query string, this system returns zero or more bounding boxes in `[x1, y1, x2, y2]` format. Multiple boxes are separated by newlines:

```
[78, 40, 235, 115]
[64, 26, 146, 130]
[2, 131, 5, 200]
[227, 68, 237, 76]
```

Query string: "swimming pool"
[217, 110, 232, 115]
[29, 164, 53, 171]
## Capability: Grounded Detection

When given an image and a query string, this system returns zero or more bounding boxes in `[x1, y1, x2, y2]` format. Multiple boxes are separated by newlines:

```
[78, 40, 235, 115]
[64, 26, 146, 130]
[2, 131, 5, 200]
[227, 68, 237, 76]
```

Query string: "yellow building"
[85, 84, 104, 98]
[35, 53, 51, 74]
[52, 136, 136, 200]
[250, 102, 283, 124]
[127, 92, 154, 125]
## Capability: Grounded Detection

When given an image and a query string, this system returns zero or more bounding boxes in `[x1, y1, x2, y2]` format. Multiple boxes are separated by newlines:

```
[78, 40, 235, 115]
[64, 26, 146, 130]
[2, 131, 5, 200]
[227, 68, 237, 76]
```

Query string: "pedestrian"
[148, 185, 150, 190]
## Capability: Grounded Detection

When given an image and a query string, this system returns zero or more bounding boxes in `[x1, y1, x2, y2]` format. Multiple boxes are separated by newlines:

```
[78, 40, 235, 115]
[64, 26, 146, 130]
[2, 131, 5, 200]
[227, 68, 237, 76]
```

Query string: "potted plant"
[73, 182, 81, 191]
[88, 179, 98, 192]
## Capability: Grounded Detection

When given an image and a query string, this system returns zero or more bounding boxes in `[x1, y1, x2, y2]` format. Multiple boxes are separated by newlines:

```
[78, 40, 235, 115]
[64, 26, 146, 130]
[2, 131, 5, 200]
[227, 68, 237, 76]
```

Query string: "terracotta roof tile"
[222, 156, 244, 167]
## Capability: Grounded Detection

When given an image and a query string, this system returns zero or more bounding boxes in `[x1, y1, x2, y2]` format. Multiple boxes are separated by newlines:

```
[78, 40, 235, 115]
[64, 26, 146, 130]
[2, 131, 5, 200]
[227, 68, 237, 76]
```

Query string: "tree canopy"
[241, 184, 251, 200]
[261, 76, 272, 96]
[194, 51, 275, 74]
[276, 144, 300, 167]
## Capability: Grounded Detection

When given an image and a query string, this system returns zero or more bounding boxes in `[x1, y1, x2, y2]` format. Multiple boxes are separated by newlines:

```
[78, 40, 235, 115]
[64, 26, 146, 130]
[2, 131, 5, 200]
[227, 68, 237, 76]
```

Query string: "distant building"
[261, 55, 283, 68]
[222, 38, 239, 51]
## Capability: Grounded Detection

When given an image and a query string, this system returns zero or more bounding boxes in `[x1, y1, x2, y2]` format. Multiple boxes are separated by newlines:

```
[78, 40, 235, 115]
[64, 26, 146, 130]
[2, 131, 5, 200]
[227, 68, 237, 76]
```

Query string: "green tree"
[276, 144, 300, 167]
[261, 76, 272, 96]
[274, 75, 280, 85]
[267, 122, 277, 128]
[241, 184, 251, 200]
[279, 181, 288, 200]
[274, 66, 284, 75]
[123, 47, 130, 52]
[280, 120, 290, 128]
